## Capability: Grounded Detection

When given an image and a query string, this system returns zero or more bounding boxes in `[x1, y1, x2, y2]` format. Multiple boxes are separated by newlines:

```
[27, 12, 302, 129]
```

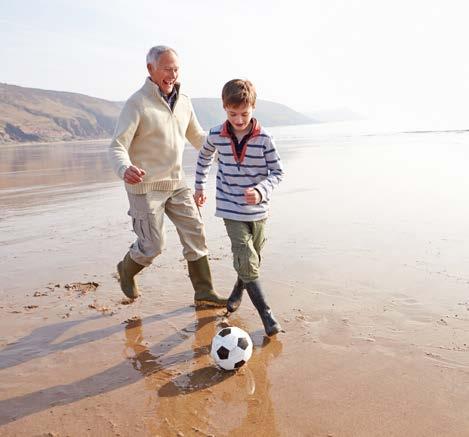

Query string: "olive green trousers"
[223, 219, 267, 283]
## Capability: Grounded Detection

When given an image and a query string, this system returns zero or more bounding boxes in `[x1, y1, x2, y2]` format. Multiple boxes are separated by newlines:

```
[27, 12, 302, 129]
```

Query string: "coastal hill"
[0, 83, 315, 144]
[191, 98, 314, 132]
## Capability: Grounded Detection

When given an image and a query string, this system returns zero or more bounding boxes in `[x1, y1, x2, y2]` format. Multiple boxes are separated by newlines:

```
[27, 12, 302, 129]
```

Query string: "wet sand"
[1, 127, 469, 436]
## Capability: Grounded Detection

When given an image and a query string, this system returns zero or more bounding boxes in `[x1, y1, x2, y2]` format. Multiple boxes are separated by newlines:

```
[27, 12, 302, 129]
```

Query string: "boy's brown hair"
[222, 79, 257, 108]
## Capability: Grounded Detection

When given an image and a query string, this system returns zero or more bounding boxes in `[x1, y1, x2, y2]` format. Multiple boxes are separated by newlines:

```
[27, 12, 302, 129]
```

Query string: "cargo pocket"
[128, 207, 165, 259]
[128, 209, 150, 240]
[233, 242, 259, 282]
[232, 249, 243, 276]
[127, 193, 166, 262]
[253, 219, 267, 262]
[257, 236, 266, 265]
[258, 236, 266, 252]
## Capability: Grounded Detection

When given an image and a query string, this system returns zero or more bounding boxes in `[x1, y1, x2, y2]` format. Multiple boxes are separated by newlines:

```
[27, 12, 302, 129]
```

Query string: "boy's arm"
[254, 137, 284, 202]
[194, 136, 217, 204]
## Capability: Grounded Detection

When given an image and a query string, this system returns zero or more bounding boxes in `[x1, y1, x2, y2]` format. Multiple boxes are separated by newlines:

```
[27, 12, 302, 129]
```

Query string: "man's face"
[224, 104, 254, 135]
[147, 50, 179, 95]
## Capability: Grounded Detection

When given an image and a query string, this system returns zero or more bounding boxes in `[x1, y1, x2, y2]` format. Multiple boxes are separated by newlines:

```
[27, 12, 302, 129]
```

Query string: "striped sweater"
[195, 119, 283, 221]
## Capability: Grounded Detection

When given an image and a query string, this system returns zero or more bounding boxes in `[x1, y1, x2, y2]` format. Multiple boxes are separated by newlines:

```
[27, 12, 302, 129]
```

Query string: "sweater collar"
[142, 77, 181, 100]
[220, 118, 261, 138]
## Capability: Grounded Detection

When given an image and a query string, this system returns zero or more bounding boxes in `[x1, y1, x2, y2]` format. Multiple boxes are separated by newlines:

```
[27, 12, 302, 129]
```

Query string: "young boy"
[194, 79, 283, 336]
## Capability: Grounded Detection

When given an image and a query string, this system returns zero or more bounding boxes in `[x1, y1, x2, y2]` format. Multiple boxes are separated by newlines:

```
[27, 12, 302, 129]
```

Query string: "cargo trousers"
[223, 218, 267, 283]
[127, 186, 209, 266]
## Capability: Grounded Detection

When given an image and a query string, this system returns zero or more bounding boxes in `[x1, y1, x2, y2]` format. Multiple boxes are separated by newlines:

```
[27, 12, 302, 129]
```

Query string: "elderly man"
[109, 45, 226, 307]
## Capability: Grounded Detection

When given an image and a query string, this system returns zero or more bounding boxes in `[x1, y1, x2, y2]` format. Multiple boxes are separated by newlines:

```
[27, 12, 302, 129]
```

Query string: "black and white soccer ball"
[210, 326, 253, 371]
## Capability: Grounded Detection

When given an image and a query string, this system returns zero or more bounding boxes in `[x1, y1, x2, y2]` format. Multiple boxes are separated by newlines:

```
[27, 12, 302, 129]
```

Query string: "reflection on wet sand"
[0, 141, 206, 211]
[0, 141, 116, 211]
[124, 311, 221, 381]
[123, 309, 283, 436]
[214, 335, 282, 437]
[0, 302, 283, 433]
[0, 141, 113, 190]
[0, 306, 195, 425]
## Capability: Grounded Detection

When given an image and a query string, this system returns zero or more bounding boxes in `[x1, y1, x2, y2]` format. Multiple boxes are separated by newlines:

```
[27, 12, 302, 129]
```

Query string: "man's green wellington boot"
[226, 278, 244, 313]
[117, 252, 145, 299]
[188, 256, 227, 308]
[245, 279, 282, 336]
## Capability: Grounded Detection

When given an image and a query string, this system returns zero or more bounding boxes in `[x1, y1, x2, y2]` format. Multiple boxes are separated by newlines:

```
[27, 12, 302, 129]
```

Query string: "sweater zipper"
[235, 133, 258, 171]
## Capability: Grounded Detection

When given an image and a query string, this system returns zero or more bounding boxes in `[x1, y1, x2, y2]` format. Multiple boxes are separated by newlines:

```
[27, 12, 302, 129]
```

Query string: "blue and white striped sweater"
[195, 121, 283, 221]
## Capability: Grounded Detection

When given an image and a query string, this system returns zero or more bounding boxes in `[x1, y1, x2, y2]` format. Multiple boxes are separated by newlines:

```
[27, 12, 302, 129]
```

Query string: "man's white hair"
[146, 45, 177, 67]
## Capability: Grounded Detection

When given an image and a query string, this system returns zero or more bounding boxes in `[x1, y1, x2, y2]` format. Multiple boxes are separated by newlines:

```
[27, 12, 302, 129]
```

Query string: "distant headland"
[0, 83, 316, 144]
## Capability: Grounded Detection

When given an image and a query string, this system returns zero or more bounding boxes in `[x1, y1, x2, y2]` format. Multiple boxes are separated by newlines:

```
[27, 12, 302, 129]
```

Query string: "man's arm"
[194, 136, 217, 206]
[108, 100, 141, 180]
[185, 100, 206, 150]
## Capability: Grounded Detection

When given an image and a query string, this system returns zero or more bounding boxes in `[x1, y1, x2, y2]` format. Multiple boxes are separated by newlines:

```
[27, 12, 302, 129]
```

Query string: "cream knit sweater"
[109, 78, 206, 194]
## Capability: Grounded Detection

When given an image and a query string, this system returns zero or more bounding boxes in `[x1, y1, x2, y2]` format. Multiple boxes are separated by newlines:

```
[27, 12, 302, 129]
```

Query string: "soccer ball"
[210, 326, 253, 371]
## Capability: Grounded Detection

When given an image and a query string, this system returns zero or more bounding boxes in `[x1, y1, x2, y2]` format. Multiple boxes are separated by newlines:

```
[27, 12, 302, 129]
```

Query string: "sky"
[1, 0, 468, 128]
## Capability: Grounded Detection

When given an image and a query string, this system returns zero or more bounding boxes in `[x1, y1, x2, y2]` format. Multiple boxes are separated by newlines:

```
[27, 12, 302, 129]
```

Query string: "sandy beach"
[1, 124, 468, 436]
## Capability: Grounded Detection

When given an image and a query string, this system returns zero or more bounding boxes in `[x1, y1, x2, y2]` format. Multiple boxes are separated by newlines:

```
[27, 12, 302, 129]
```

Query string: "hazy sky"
[1, 0, 468, 127]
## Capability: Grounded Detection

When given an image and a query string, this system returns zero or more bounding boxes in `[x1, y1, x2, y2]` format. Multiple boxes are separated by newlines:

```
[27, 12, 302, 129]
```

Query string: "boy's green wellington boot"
[117, 252, 145, 299]
[226, 278, 244, 313]
[188, 256, 227, 308]
[245, 279, 282, 336]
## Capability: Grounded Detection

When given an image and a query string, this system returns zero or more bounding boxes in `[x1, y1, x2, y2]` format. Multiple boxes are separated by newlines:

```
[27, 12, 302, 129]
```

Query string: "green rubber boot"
[188, 256, 227, 308]
[117, 252, 145, 299]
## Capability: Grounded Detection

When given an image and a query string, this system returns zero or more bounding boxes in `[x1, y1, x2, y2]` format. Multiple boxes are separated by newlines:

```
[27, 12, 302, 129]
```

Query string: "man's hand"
[244, 188, 261, 205]
[194, 189, 206, 207]
[124, 165, 146, 184]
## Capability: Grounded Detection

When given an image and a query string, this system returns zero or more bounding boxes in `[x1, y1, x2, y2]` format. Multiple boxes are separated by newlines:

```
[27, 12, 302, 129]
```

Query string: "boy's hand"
[194, 189, 206, 207]
[124, 165, 146, 184]
[244, 188, 261, 205]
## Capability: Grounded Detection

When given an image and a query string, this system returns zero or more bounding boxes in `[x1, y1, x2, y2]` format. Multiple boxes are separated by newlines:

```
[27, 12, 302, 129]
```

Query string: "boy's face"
[224, 104, 254, 135]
